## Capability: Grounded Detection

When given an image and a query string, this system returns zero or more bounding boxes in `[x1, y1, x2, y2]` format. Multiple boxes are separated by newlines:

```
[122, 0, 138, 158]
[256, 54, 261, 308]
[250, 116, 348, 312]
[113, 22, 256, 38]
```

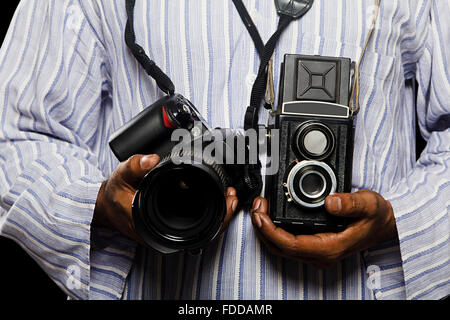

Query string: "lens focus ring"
[131, 149, 228, 254]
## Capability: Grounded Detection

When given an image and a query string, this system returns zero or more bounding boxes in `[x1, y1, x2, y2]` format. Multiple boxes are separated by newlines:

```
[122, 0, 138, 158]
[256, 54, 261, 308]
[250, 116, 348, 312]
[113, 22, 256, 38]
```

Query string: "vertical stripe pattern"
[0, 0, 448, 300]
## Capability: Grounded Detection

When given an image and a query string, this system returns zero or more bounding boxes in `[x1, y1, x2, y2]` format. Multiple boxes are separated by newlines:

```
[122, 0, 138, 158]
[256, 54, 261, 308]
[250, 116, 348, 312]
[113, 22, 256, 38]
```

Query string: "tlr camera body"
[266, 54, 355, 233]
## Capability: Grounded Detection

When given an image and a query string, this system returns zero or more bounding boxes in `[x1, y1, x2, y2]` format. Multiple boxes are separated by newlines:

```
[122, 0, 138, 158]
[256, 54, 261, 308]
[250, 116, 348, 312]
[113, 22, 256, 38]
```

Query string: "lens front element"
[132, 157, 228, 254]
[299, 170, 327, 199]
[303, 131, 328, 156]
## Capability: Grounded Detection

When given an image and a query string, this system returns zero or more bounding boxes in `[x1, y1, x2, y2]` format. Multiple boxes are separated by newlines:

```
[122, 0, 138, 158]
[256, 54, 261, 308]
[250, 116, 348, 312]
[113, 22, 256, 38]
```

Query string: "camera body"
[109, 94, 257, 254]
[266, 54, 355, 233]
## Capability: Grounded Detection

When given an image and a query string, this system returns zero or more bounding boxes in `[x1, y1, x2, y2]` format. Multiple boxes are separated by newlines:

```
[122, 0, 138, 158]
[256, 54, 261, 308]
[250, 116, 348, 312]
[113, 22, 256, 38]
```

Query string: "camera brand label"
[178, 303, 273, 318]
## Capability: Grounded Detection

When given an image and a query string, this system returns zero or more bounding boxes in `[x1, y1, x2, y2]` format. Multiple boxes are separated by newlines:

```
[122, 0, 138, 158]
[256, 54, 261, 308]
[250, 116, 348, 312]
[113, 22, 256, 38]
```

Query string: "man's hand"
[93, 154, 238, 246]
[250, 190, 398, 268]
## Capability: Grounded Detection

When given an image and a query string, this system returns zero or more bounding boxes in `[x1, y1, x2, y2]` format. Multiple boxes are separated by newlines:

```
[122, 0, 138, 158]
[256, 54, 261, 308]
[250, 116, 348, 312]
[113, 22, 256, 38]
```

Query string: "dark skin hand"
[93, 154, 238, 247]
[250, 190, 398, 269]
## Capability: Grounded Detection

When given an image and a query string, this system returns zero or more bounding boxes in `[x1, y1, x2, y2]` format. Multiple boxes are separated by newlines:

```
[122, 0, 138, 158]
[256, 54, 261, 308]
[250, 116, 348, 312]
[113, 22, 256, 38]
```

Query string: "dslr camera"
[109, 94, 257, 254]
[265, 54, 355, 233]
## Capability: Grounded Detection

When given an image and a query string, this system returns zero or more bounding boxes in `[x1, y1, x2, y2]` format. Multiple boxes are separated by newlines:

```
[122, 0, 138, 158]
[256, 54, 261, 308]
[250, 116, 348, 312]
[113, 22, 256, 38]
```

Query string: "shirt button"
[375, 291, 383, 300]
[246, 73, 257, 87]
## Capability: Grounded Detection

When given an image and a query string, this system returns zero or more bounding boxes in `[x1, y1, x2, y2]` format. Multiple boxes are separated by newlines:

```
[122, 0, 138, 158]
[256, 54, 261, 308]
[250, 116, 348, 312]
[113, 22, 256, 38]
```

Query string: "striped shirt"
[0, 0, 448, 300]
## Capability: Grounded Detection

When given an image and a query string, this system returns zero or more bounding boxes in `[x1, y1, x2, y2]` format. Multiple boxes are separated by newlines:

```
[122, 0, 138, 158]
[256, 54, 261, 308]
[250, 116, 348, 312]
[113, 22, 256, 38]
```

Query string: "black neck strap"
[232, 0, 265, 57]
[232, 0, 314, 130]
[123, 0, 313, 210]
[125, 0, 175, 95]
[125, 0, 312, 127]
[243, 13, 294, 130]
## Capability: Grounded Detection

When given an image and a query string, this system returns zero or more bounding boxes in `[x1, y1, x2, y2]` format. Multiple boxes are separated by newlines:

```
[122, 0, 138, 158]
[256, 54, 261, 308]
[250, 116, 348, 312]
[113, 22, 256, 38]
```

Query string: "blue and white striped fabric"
[0, 0, 448, 300]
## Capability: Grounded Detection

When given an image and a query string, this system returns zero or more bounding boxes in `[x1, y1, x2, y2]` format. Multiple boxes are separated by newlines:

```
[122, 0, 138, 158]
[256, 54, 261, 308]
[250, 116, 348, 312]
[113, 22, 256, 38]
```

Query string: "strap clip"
[244, 106, 258, 130]
[275, 0, 314, 19]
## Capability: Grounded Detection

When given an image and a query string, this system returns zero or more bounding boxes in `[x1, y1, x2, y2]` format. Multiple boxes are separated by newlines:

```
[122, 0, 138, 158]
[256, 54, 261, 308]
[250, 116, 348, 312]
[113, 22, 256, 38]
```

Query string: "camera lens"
[303, 131, 328, 156]
[294, 122, 335, 160]
[286, 160, 336, 208]
[132, 155, 228, 254]
[153, 167, 215, 231]
[299, 171, 327, 199]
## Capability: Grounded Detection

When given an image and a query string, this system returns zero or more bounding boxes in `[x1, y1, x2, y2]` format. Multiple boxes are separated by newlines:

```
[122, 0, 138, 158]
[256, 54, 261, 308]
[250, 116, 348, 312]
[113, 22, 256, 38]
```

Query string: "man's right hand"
[93, 154, 161, 245]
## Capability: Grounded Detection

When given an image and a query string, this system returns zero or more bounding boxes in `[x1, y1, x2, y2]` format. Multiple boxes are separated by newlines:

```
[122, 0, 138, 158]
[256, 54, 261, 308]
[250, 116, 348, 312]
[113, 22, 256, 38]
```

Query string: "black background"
[0, 0, 429, 303]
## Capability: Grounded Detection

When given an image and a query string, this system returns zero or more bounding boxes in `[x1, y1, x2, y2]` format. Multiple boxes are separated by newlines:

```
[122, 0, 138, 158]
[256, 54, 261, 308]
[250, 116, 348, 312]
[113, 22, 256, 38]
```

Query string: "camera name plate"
[281, 101, 350, 119]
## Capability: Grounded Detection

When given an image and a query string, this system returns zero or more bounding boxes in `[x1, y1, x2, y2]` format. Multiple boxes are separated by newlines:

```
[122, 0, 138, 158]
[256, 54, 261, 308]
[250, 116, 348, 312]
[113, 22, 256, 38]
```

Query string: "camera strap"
[232, 0, 314, 208]
[232, 0, 314, 130]
[123, 0, 313, 209]
[125, 0, 175, 95]
[125, 0, 312, 121]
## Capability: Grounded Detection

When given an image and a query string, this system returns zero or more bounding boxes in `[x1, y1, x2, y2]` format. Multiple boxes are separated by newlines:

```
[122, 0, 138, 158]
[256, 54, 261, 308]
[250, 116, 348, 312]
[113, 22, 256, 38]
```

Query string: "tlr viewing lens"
[303, 130, 328, 156]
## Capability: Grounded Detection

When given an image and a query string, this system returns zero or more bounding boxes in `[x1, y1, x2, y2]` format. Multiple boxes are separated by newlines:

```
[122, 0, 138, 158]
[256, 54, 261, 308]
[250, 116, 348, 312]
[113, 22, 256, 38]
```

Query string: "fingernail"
[253, 212, 262, 228]
[227, 188, 236, 197]
[232, 199, 238, 212]
[327, 196, 342, 213]
[252, 199, 261, 212]
[140, 155, 157, 170]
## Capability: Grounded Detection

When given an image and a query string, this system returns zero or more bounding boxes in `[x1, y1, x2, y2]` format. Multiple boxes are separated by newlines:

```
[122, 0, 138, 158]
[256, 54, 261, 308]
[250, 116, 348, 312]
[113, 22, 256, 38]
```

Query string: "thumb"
[119, 154, 160, 187]
[250, 197, 269, 229]
[325, 191, 372, 218]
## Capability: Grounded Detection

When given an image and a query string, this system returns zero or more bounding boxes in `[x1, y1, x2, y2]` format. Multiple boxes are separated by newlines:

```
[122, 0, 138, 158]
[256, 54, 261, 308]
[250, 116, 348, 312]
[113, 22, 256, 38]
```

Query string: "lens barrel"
[294, 121, 335, 160]
[286, 160, 337, 208]
[132, 152, 228, 254]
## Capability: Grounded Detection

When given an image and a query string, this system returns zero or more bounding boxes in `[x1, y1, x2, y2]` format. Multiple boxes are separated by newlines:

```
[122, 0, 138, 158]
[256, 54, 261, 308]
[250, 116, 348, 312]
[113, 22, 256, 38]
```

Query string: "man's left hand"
[250, 190, 398, 268]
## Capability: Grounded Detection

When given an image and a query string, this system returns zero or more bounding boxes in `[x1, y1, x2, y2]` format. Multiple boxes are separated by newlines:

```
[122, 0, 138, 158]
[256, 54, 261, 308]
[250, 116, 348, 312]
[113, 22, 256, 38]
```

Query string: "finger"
[325, 190, 377, 218]
[251, 197, 298, 250]
[222, 187, 238, 230]
[253, 227, 314, 261]
[250, 197, 268, 228]
[330, 221, 371, 257]
[251, 198, 328, 257]
[254, 227, 292, 258]
[249, 199, 286, 256]
[124, 227, 149, 248]
[254, 228, 329, 267]
[119, 154, 160, 187]
[250, 198, 344, 262]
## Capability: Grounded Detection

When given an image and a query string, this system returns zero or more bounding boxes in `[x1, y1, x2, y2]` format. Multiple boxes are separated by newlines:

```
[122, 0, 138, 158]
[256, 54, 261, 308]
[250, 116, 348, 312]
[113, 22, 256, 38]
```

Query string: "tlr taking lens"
[299, 171, 327, 199]
[286, 160, 337, 208]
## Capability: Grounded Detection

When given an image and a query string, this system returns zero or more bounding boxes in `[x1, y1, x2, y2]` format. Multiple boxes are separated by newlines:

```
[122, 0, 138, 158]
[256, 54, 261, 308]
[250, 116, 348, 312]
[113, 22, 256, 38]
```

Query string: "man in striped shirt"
[0, 0, 448, 300]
